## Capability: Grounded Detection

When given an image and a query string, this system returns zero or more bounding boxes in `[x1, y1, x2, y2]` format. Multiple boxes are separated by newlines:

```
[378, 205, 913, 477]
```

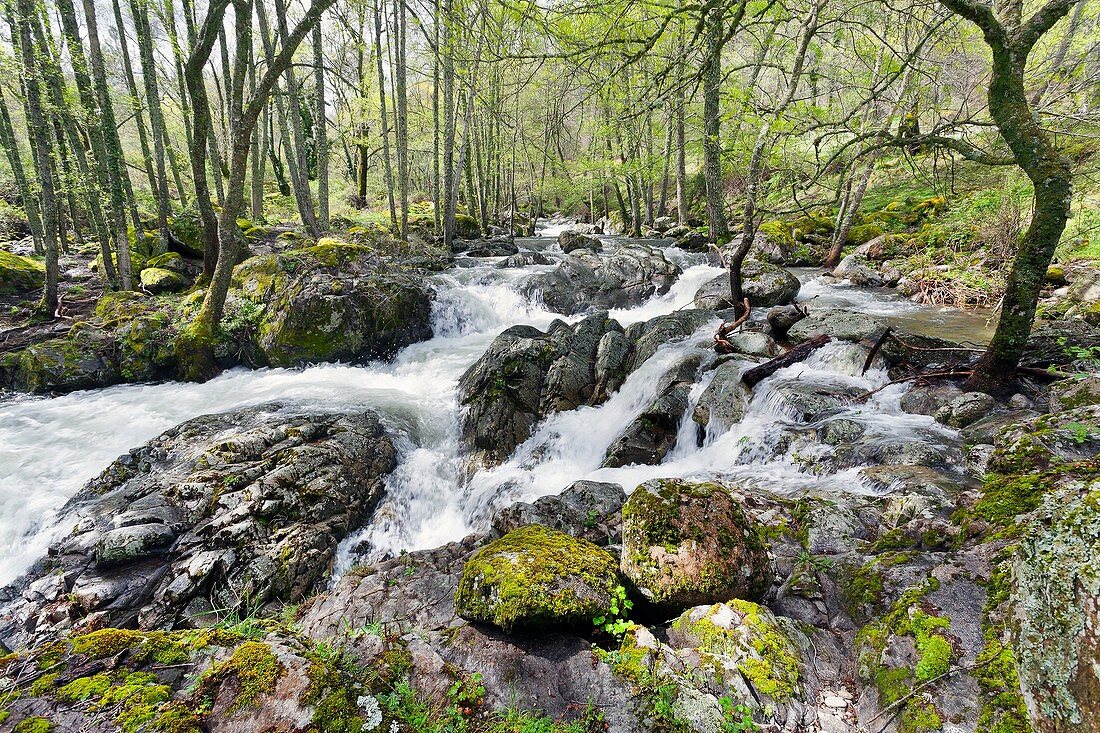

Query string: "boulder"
[693, 360, 749, 431]
[787, 309, 887, 342]
[0, 324, 120, 393]
[602, 355, 700, 467]
[1021, 320, 1100, 368]
[145, 251, 189, 273]
[454, 525, 622, 632]
[139, 266, 189, 294]
[620, 478, 773, 612]
[0, 404, 397, 650]
[832, 254, 890, 287]
[0, 250, 45, 294]
[558, 230, 601, 253]
[668, 600, 802, 703]
[900, 383, 965, 416]
[499, 251, 553, 268]
[454, 213, 482, 239]
[521, 243, 680, 315]
[934, 391, 997, 428]
[1066, 268, 1100, 303]
[653, 216, 677, 233]
[491, 480, 626, 545]
[250, 241, 433, 367]
[693, 260, 801, 310]
[1050, 375, 1100, 411]
[767, 304, 807, 337]
[457, 236, 518, 257]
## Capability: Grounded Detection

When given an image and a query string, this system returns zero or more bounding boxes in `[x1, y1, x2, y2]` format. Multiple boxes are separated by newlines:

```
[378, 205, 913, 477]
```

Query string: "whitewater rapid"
[0, 238, 982, 587]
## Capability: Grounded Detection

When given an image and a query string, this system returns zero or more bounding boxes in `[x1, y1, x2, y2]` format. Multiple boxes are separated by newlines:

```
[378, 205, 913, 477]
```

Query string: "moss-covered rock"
[139, 266, 189, 294]
[251, 240, 432, 367]
[1011, 481, 1100, 733]
[455, 213, 482, 239]
[145, 251, 188, 273]
[669, 600, 801, 701]
[454, 524, 622, 632]
[620, 479, 773, 612]
[0, 250, 45, 294]
[0, 324, 120, 393]
[168, 206, 208, 258]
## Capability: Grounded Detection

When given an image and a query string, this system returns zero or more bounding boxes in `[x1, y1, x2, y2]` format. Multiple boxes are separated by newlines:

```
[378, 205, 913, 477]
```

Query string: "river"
[0, 233, 992, 587]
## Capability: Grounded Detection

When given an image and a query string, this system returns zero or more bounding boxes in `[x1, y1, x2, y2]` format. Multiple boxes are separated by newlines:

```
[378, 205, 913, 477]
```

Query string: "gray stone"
[693, 361, 749, 430]
[787, 309, 887, 343]
[934, 391, 996, 428]
[693, 260, 801, 310]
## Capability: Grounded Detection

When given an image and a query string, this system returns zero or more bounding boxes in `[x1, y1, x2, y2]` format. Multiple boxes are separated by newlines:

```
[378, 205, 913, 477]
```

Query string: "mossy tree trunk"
[938, 0, 1079, 396]
[701, 2, 728, 243]
[178, 0, 337, 382]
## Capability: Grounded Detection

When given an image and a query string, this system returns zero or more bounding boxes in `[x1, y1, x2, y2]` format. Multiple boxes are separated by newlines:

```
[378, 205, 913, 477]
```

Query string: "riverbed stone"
[693, 360, 749, 431]
[0, 404, 397, 650]
[787, 309, 887, 342]
[558, 230, 601, 253]
[491, 480, 625, 544]
[694, 260, 801, 310]
[454, 525, 621, 632]
[935, 391, 996, 428]
[603, 354, 700, 467]
[521, 242, 680, 314]
[620, 478, 773, 612]
[139, 266, 189, 294]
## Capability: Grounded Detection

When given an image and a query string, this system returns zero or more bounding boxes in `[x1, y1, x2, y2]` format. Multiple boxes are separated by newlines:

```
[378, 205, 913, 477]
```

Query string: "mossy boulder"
[251, 241, 433, 367]
[140, 267, 189, 294]
[168, 206, 208, 258]
[454, 213, 482, 239]
[620, 479, 773, 612]
[668, 600, 801, 701]
[1050, 376, 1100, 412]
[693, 260, 800, 310]
[454, 525, 622, 632]
[145, 251, 188, 274]
[0, 324, 120, 393]
[0, 250, 45, 294]
[92, 248, 148, 277]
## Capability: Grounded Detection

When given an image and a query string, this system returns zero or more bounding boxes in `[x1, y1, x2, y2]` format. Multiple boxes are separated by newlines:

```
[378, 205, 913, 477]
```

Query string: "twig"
[862, 326, 893, 375]
[714, 298, 752, 353]
[853, 370, 973, 402]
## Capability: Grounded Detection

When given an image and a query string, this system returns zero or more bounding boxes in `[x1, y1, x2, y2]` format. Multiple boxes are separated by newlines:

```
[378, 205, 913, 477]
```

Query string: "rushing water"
[0, 234, 989, 587]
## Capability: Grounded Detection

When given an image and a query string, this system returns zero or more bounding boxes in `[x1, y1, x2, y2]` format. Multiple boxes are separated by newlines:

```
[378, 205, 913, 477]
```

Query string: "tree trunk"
[313, 24, 329, 230]
[701, 3, 728, 242]
[111, 0, 154, 231]
[12, 0, 59, 313]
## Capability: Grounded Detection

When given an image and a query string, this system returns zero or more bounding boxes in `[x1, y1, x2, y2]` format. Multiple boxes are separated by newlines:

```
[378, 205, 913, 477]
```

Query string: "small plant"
[592, 585, 634, 638]
[583, 510, 600, 529]
[1066, 422, 1092, 444]
[448, 672, 486, 718]
[718, 697, 757, 732]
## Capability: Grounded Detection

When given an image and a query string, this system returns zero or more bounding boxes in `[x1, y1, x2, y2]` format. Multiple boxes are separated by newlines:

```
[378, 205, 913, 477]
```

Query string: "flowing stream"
[0, 235, 991, 587]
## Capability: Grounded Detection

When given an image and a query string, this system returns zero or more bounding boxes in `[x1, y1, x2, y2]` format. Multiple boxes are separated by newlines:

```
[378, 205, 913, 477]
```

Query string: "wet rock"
[693, 360, 749, 431]
[0, 404, 397, 650]
[252, 241, 433, 367]
[771, 383, 864, 422]
[934, 391, 996, 428]
[461, 236, 519, 257]
[491, 480, 625, 545]
[900, 383, 964, 416]
[521, 243, 680, 315]
[832, 254, 897, 287]
[0, 324, 121, 394]
[768, 304, 807, 337]
[139, 266, 189, 294]
[0, 250, 46, 293]
[693, 260, 801, 310]
[558, 230, 601, 253]
[454, 525, 621, 632]
[787, 309, 887, 343]
[620, 478, 773, 612]
[723, 330, 780, 357]
[499, 251, 553, 268]
[960, 409, 1039, 445]
[676, 230, 709, 252]
[820, 418, 866, 445]
[602, 355, 700, 467]
[459, 313, 621, 468]
[624, 309, 715, 371]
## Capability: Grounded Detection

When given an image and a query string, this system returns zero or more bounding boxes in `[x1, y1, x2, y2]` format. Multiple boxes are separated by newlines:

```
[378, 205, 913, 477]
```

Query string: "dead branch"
[742, 334, 832, 388]
[714, 298, 752, 353]
[862, 326, 893, 375]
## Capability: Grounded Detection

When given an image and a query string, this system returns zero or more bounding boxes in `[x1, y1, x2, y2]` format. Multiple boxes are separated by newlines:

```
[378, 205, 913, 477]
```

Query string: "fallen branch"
[713, 298, 752, 354]
[742, 334, 832, 388]
[861, 326, 893, 375]
[853, 370, 974, 402]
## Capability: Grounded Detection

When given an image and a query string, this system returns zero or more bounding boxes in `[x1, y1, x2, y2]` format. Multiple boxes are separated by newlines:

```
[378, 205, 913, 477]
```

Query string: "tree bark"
[313, 24, 329, 230]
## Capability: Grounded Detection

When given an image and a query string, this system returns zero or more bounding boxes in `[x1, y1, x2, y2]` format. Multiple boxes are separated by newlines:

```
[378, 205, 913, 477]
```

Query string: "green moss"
[203, 641, 285, 712]
[0, 250, 46, 294]
[302, 648, 367, 733]
[899, 702, 943, 733]
[55, 672, 113, 701]
[13, 716, 54, 733]
[28, 672, 59, 696]
[454, 525, 621, 632]
[846, 223, 885, 246]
